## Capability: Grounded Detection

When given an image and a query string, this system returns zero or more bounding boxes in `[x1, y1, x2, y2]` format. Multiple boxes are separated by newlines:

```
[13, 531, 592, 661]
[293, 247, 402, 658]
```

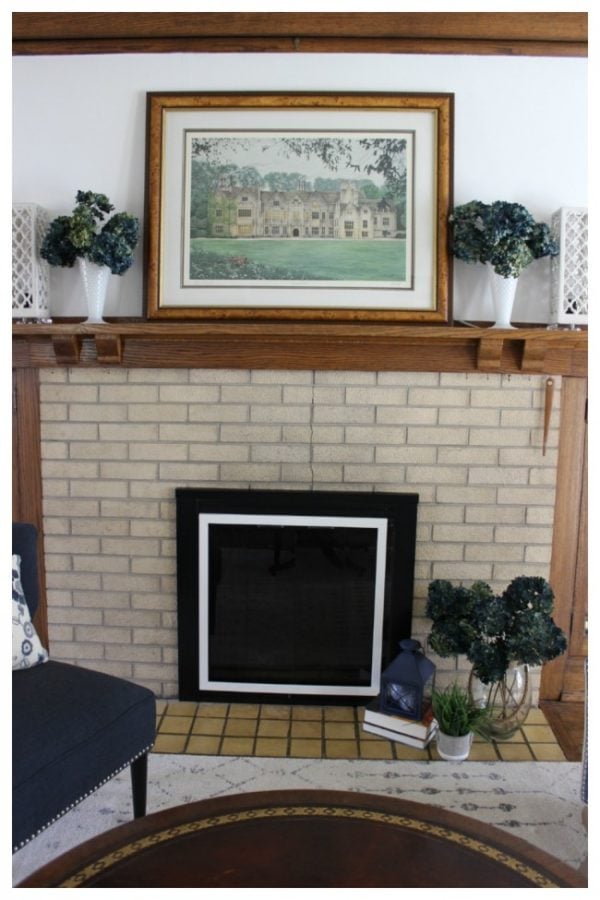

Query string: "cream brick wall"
[39, 368, 561, 701]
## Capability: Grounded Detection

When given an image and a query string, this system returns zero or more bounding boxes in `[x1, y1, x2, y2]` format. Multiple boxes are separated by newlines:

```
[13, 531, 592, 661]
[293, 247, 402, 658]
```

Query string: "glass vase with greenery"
[426, 576, 567, 737]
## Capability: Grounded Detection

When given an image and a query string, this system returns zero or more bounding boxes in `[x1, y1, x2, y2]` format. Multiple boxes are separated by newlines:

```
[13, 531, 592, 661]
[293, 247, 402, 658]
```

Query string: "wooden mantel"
[13, 320, 587, 376]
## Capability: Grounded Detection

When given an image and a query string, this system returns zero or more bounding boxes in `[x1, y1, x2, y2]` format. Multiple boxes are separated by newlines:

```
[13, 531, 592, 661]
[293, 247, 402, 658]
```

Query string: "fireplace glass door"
[199, 514, 387, 695]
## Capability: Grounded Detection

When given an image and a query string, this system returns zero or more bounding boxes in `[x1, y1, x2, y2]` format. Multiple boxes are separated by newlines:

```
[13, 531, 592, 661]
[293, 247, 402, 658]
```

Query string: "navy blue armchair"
[12, 523, 156, 852]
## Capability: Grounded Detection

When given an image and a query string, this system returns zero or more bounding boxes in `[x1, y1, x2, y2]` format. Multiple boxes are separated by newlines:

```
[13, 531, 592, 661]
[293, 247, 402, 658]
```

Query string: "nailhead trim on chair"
[13, 743, 155, 853]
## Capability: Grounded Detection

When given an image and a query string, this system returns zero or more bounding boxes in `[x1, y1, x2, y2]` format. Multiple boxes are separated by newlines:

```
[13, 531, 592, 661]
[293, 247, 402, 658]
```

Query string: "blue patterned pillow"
[12, 554, 48, 670]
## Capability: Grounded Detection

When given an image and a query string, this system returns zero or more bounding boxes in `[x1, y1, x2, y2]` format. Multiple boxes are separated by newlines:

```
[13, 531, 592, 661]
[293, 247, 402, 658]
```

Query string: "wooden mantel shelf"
[12, 320, 587, 376]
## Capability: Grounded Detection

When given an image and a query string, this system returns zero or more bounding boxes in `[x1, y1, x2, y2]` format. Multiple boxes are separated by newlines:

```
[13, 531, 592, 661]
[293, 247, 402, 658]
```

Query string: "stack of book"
[362, 697, 437, 749]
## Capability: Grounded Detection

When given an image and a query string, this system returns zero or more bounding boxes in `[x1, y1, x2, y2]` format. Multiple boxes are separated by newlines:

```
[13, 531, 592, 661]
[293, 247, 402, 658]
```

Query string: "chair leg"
[130, 753, 148, 818]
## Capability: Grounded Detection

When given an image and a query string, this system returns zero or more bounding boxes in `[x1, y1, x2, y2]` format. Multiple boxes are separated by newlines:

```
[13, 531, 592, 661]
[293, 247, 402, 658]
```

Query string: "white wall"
[13, 53, 587, 322]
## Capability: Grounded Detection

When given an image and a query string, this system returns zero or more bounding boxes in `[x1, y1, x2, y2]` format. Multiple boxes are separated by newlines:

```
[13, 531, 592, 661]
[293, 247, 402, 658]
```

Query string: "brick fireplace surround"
[35, 366, 565, 702]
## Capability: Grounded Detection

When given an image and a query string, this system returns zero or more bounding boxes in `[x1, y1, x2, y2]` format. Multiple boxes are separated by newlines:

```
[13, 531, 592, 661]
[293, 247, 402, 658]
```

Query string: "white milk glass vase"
[488, 263, 518, 329]
[78, 258, 111, 324]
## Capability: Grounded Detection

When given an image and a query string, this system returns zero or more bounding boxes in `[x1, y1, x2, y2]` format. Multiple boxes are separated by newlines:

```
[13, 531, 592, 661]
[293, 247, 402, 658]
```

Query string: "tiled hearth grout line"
[152, 701, 567, 763]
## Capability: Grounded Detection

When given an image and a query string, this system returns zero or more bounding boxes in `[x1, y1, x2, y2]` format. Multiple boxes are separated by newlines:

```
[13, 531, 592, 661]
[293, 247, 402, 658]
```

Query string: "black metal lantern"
[380, 639, 435, 720]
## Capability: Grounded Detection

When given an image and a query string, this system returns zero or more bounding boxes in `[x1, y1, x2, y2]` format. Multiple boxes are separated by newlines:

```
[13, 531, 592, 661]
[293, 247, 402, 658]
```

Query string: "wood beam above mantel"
[12, 12, 587, 57]
[12, 321, 587, 377]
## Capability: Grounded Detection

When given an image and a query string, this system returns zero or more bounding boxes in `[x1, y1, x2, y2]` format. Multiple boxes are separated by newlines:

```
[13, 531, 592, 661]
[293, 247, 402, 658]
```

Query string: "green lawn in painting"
[189, 238, 406, 282]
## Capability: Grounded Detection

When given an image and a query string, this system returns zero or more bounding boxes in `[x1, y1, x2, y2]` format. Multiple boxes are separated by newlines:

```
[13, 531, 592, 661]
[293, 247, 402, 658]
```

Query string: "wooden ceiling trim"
[12, 12, 587, 57]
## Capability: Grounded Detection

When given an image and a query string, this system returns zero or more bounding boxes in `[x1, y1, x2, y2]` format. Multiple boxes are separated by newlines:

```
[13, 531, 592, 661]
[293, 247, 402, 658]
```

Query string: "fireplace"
[176, 488, 418, 703]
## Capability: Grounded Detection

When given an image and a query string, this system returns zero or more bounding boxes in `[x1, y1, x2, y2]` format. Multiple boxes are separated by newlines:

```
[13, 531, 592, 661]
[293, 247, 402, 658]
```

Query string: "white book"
[363, 698, 435, 739]
[362, 720, 437, 750]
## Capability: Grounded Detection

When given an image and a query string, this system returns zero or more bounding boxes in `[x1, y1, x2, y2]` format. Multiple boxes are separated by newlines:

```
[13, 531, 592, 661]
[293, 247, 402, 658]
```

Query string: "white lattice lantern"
[550, 207, 588, 326]
[12, 203, 51, 321]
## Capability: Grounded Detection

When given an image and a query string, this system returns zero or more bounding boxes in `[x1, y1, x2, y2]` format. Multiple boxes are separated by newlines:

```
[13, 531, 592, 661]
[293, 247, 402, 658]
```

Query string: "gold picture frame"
[145, 92, 453, 323]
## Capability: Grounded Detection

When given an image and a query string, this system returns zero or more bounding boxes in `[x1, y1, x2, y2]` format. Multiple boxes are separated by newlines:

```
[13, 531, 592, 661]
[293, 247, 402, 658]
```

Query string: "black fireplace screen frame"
[176, 488, 418, 704]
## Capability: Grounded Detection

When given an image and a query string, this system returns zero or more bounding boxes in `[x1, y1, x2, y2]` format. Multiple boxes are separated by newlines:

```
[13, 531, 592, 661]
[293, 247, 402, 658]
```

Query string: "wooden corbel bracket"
[95, 334, 123, 365]
[520, 339, 547, 373]
[51, 334, 82, 365]
[476, 336, 504, 371]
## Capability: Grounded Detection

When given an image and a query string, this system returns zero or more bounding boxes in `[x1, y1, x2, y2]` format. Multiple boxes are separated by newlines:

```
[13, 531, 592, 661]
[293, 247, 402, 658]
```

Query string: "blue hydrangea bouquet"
[41, 190, 139, 276]
[449, 200, 558, 279]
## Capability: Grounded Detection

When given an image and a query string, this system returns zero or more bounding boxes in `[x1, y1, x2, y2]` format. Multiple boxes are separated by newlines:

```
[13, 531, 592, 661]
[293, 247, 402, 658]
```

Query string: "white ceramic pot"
[78, 258, 111, 324]
[487, 263, 518, 329]
[436, 730, 473, 762]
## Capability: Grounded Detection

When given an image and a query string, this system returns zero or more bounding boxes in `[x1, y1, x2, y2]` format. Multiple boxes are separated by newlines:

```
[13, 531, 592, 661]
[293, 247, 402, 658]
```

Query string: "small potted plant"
[449, 200, 559, 327]
[431, 682, 491, 761]
[426, 576, 567, 738]
[41, 190, 139, 323]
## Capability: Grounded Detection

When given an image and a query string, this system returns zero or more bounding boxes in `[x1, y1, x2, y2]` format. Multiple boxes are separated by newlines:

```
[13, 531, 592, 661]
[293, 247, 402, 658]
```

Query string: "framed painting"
[145, 92, 453, 322]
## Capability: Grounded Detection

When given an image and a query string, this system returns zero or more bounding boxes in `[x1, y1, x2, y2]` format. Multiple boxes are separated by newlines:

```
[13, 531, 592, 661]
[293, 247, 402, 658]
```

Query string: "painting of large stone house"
[208, 180, 398, 240]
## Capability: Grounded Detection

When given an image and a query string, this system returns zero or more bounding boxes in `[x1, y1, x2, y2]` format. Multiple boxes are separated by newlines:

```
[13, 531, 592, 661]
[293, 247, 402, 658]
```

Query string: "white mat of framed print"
[145, 93, 453, 323]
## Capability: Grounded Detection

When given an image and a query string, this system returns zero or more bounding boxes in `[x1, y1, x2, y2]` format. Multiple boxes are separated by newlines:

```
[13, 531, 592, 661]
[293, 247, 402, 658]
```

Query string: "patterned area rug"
[13, 755, 587, 885]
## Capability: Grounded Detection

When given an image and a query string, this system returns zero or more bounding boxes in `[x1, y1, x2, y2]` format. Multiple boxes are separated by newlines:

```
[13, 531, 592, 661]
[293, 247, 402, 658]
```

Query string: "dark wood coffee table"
[18, 789, 586, 888]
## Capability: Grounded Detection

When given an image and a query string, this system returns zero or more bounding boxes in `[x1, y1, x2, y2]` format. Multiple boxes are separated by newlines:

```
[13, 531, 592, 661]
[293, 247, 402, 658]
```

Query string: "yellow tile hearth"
[153, 701, 567, 762]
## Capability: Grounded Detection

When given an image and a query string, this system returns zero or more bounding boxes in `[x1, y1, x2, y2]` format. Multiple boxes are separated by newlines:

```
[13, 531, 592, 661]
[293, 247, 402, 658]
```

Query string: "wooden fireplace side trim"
[541, 376, 588, 701]
[12, 367, 48, 646]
